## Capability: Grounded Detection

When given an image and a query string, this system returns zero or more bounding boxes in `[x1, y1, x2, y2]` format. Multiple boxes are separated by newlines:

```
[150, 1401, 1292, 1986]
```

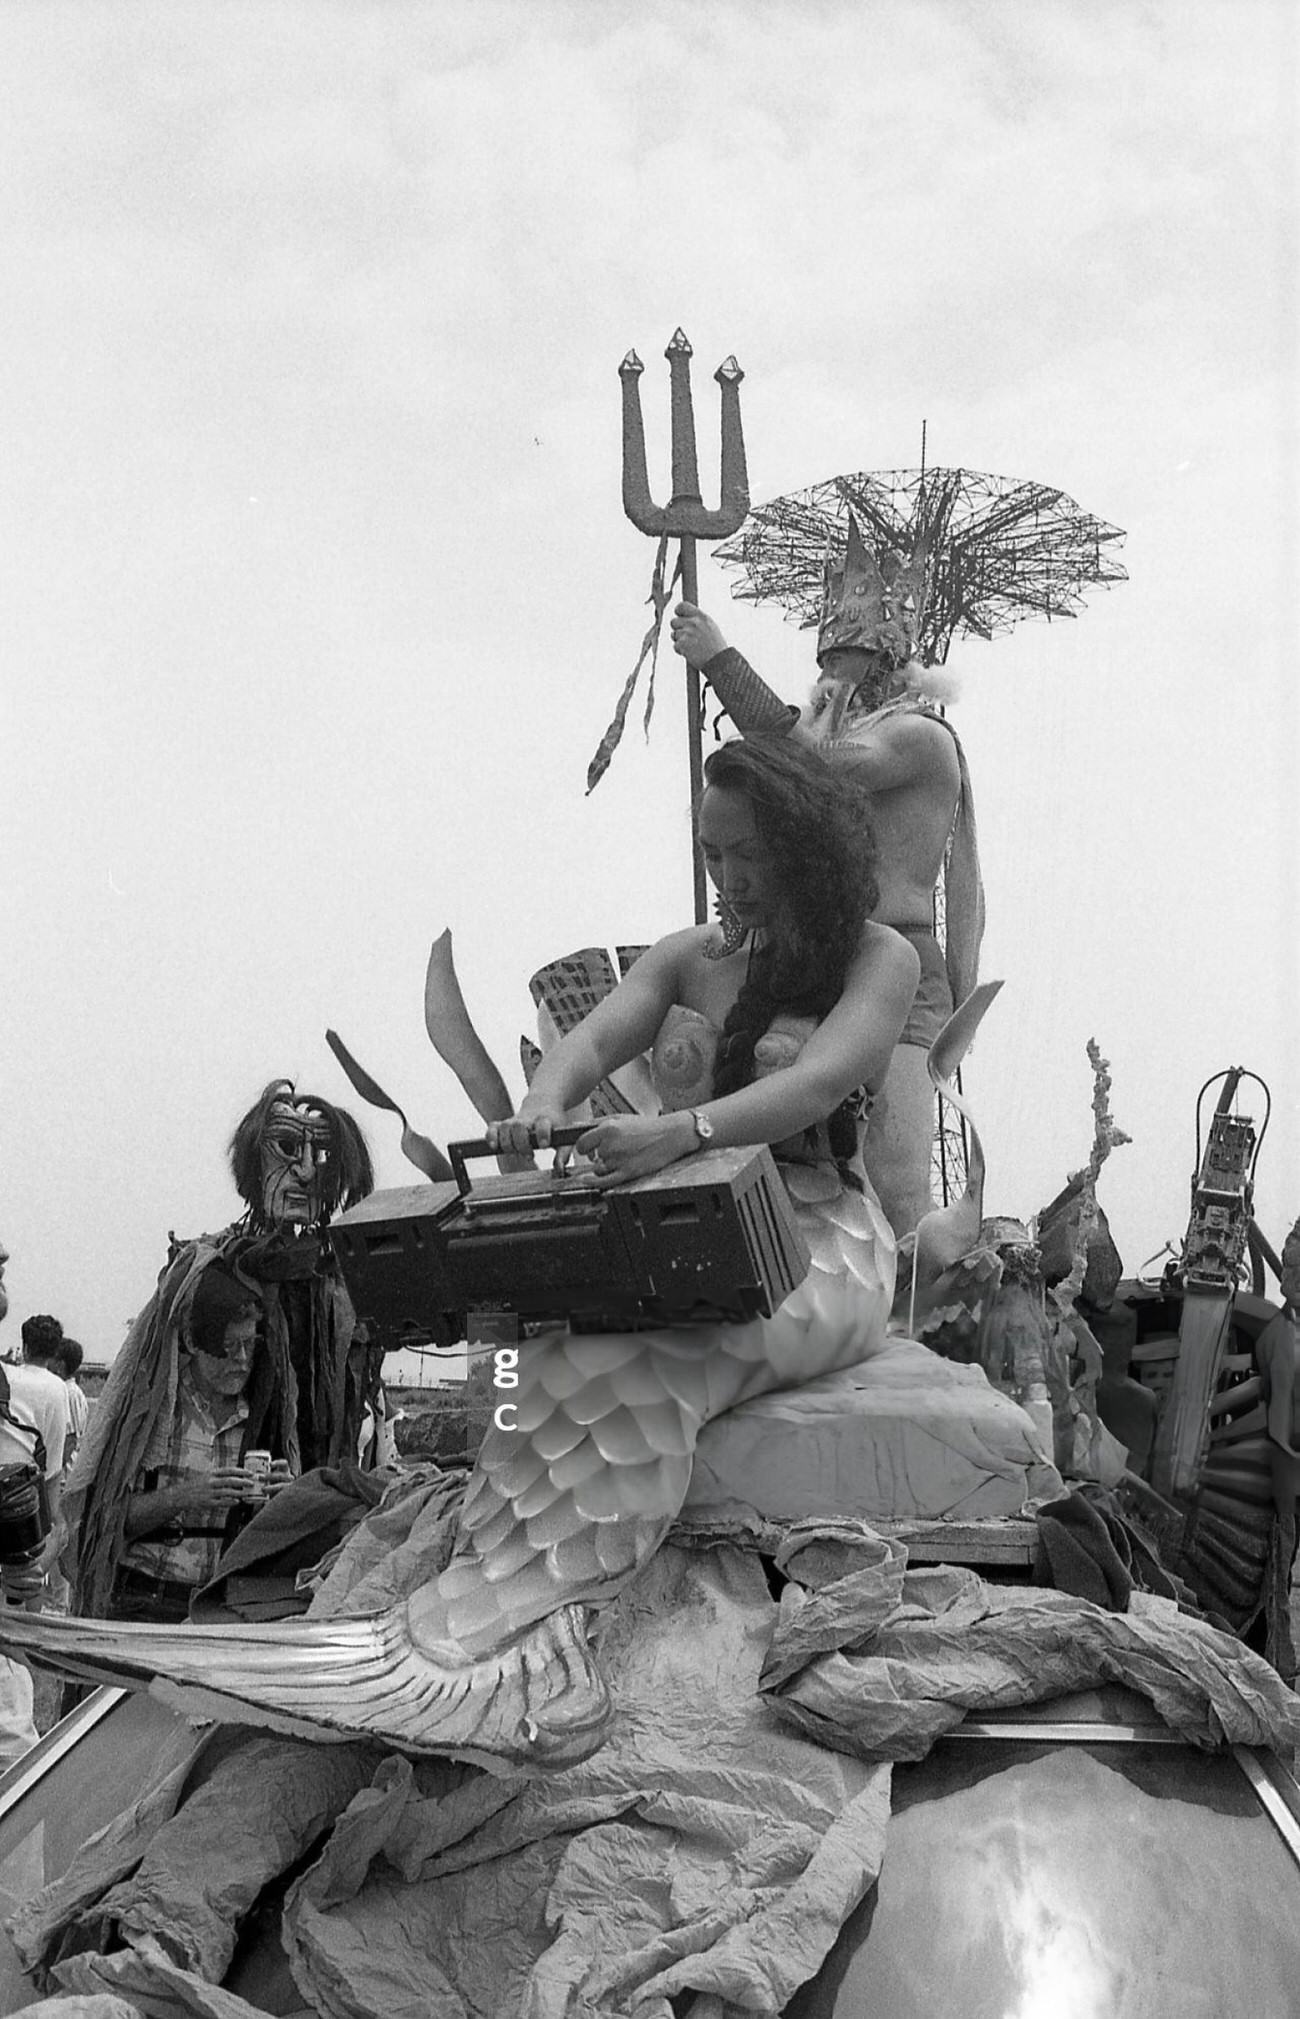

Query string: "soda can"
[243, 1449, 272, 1495]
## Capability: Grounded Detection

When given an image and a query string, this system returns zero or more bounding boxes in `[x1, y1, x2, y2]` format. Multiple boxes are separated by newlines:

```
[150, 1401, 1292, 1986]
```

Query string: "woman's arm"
[578, 924, 921, 1182]
[488, 930, 697, 1153]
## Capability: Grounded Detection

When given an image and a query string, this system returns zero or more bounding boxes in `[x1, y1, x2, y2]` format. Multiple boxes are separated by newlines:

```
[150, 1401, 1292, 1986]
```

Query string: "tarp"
[11, 1504, 1300, 2019]
[15, 1542, 889, 2019]
[755, 1523, 1300, 1759]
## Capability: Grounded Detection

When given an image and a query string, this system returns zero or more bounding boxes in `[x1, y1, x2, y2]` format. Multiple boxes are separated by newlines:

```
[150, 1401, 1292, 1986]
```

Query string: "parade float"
[0, 338, 1298, 2019]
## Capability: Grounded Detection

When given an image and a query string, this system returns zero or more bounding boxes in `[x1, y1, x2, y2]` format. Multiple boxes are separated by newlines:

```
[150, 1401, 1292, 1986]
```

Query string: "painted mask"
[259, 1099, 335, 1228]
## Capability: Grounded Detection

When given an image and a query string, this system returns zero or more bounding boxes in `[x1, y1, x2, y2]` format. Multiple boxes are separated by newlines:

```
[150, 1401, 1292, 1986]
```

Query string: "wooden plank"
[871, 1517, 1037, 1566]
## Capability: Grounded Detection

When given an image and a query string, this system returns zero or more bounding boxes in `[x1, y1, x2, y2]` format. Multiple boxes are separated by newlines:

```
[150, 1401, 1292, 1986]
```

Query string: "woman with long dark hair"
[491, 732, 918, 1204]
[2, 739, 921, 1765]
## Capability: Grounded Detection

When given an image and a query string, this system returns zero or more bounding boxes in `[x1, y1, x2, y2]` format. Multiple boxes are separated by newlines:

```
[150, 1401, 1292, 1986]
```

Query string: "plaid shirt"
[122, 1369, 249, 1589]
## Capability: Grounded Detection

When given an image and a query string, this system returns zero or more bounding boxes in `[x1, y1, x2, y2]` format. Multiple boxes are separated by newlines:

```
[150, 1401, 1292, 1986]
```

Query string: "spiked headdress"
[816, 512, 930, 669]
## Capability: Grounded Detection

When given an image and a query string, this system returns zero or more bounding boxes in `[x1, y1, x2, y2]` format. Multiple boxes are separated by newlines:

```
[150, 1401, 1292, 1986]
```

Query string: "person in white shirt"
[0, 1246, 69, 1767]
[54, 1337, 91, 1467]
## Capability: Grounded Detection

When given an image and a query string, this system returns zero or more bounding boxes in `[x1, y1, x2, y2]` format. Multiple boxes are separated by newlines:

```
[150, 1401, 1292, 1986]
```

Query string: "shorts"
[892, 926, 953, 1049]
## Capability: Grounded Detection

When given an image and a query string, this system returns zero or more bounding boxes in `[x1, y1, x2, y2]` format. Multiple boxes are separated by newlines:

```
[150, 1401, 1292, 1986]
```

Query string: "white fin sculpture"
[424, 929, 517, 1125]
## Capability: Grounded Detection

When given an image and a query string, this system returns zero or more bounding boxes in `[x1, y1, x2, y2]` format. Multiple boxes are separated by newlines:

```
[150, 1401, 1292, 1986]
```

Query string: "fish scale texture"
[433, 1164, 894, 1654]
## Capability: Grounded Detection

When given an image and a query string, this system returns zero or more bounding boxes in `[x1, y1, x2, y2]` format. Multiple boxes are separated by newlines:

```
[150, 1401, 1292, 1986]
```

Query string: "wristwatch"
[689, 1108, 715, 1146]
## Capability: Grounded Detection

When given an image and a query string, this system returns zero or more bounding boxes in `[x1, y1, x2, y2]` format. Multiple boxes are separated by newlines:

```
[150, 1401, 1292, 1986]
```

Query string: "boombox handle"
[447, 1125, 590, 1200]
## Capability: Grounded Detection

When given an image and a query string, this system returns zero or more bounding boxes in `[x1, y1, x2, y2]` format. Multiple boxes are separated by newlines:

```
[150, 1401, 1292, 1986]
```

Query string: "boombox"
[327, 1132, 810, 1348]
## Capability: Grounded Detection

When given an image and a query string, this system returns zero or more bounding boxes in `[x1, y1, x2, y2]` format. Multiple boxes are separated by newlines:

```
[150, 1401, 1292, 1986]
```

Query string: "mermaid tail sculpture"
[0, 1159, 892, 1767]
[431, 1157, 891, 1662]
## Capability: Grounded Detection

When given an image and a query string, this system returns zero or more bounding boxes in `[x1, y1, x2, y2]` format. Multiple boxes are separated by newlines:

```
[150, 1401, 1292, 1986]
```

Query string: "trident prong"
[620, 330, 749, 538]
[618, 332, 751, 923]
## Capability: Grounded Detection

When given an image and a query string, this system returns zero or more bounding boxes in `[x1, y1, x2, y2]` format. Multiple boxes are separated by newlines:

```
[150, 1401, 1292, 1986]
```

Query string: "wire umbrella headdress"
[713, 464, 1127, 666]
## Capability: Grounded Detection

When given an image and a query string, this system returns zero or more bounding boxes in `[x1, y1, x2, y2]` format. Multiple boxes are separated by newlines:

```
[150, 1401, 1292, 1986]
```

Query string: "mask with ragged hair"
[229, 1079, 374, 1233]
[258, 1098, 335, 1228]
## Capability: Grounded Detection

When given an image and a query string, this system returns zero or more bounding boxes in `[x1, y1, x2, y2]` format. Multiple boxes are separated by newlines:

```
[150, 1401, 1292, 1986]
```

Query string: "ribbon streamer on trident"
[585, 534, 677, 797]
[590, 331, 749, 921]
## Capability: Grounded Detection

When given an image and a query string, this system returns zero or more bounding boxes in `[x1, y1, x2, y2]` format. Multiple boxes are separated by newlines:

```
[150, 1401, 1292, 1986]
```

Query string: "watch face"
[694, 1110, 715, 1141]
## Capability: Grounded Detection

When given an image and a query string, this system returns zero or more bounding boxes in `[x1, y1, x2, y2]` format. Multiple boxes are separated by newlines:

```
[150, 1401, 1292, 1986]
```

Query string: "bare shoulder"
[851, 918, 923, 991]
[830, 706, 960, 792]
[659, 923, 716, 962]
[872, 709, 960, 768]
[673, 919, 746, 978]
[627, 924, 709, 988]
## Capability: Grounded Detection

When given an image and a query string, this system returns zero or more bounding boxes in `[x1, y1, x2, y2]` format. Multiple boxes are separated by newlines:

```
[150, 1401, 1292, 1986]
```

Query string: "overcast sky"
[1, 0, 1296, 1365]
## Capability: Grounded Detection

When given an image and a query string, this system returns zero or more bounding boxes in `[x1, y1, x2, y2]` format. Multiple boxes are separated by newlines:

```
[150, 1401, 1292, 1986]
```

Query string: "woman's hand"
[576, 1112, 696, 1188]
[485, 1110, 579, 1175]
[484, 1111, 565, 1161]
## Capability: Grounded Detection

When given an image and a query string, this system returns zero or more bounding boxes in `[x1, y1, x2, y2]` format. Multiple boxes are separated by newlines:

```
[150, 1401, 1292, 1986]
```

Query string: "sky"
[0, 0, 1296, 1368]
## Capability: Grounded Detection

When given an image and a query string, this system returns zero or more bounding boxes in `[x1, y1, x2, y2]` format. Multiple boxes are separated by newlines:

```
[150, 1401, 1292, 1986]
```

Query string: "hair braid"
[701, 736, 879, 1182]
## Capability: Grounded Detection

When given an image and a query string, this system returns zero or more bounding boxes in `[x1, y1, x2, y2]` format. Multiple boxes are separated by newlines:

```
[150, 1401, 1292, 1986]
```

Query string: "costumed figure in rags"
[61, 1082, 375, 1619]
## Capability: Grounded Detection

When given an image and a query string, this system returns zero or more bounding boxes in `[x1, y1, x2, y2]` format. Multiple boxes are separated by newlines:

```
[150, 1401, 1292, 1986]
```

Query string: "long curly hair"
[229, 1080, 374, 1231]
[700, 736, 880, 1165]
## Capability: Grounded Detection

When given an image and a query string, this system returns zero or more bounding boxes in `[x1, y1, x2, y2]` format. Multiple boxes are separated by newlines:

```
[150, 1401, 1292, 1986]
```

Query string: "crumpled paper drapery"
[10, 1499, 1300, 2019]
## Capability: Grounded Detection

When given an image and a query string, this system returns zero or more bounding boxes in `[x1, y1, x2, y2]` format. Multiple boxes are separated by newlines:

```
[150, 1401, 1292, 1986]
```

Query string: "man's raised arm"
[669, 603, 798, 737]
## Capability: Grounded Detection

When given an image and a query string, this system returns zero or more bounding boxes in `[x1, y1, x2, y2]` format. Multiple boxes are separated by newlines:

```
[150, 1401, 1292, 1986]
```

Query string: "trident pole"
[678, 538, 706, 922]
[620, 331, 749, 922]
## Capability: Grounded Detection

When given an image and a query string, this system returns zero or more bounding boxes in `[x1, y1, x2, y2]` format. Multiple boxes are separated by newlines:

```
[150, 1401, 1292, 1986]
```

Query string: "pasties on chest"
[650, 1006, 819, 1111]
[650, 1006, 719, 1112]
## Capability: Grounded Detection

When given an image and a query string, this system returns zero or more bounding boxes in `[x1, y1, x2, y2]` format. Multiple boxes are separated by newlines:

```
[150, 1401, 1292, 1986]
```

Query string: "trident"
[620, 330, 749, 922]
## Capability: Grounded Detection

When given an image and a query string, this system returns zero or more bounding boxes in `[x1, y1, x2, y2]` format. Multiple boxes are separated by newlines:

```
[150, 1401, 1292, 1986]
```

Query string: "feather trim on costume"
[900, 658, 963, 706]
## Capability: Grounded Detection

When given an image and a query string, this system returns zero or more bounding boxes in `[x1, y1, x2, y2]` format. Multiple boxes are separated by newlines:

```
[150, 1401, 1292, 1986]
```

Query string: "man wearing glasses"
[108, 1266, 291, 1623]
[61, 1079, 374, 1620]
